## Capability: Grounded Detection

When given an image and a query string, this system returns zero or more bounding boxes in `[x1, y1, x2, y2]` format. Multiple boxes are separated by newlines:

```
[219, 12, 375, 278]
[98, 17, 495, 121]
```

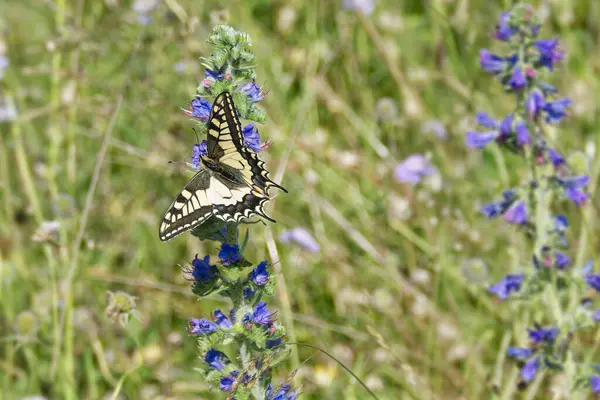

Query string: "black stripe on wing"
[214, 192, 275, 223]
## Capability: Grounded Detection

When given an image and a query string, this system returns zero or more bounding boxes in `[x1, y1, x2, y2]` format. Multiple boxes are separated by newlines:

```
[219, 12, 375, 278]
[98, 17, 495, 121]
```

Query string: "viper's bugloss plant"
[467, 5, 599, 395]
[176, 25, 297, 399]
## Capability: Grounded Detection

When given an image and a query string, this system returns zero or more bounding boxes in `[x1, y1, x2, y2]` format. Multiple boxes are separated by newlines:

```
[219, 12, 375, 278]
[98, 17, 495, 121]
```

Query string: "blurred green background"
[1, 0, 600, 399]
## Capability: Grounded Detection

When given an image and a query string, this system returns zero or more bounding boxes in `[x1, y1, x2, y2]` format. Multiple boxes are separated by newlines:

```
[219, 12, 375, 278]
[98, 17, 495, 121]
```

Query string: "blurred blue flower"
[251, 261, 269, 286]
[515, 121, 530, 145]
[558, 175, 589, 206]
[548, 148, 564, 168]
[535, 39, 564, 70]
[521, 356, 540, 382]
[466, 112, 513, 149]
[586, 274, 600, 291]
[191, 141, 208, 169]
[240, 81, 264, 103]
[488, 274, 524, 300]
[205, 68, 224, 81]
[252, 302, 271, 325]
[243, 124, 262, 152]
[507, 347, 533, 359]
[555, 252, 571, 269]
[184, 97, 212, 122]
[508, 66, 527, 91]
[214, 310, 233, 329]
[554, 215, 568, 231]
[591, 376, 600, 394]
[503, 201, 527, 225]
[266, 337, 282, 349]
[205, 349, 228, 371]
[479, 190, 516, 218]
[219, 243, 241, 265]
[279, 228, 320, 253]
[594, 310, 600, 322]
[494, 12, 516, 41]
[528, 327, 559, 344]
[543, 98, 571, 123]
[479, 49, 512, 74]
[266, 384, 298, 400]
[420, 120, 448, 140]
[191, 254, 216, 282]
[343, 0, 375, 15]
[394, 154, 435, 184]
[188, 318, 218, 335]
[0, 56, 8, 80]
[220, 371, 238, 392]
[243, 286, 256, 300]
[526, 90, 545, 120]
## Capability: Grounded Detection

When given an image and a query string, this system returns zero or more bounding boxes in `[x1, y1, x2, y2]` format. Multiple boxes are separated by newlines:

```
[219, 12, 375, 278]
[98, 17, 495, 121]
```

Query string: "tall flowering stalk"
[177, 25, 297, 400]
[467, 5, 599, 394]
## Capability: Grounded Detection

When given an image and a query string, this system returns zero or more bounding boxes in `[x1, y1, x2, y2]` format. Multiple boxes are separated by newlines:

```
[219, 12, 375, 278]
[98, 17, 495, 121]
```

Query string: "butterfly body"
[159, 91, 286, 242]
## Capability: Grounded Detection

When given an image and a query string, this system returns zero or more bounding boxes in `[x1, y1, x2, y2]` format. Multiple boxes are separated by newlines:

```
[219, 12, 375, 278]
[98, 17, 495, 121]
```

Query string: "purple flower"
[488, 274, 524, 300]
[191, 140, 208, 169]
[558, 175, 589, 206]
[205, 349, 228, 371]
[242, 124, 262, 152]
[586, 274, 600, 291]
[593, 310, 600, 322]
[527, 90, 545, 120]
[214, 310, 233, 329]
[507, 347, 533, 359]
[555, 252, 571, 269]
[188, 318, 218, 335]
[467, 113, 513, 149]
[479, 49, 510, 74]
[205, 68, 224, 81]
[252, 302, 271, 325]
[185, 97, 212, 122]
[503, 201, 527, 225]
[566, 188, 589, 206]
[516, 122, 530, 145]
[535, 39, 564, 70]
[218, 243, 241, 265]
[220, 371, 238, 392]
[394, 154, 435, 184]
[279, 228, 320, 253]
[243, 286, 256, 300]
[479, 190, 516, 218]
[548, 148, 564, 167]
[251, 261, 269, 286]
[466, 131, 497, 149]
[477, 111, 499, 128]
[342, 0, 375, 14]
[591, 375, 600, 393]
[266, 384, 298, 400]
[521, 357, 540, 382]
[191, 254, 216, 283]
[543, 98, 571, 123]
[508, 66, 527, 91]
[528, 327, 559, 344]
[494, 12, 516, 41]
[240, 81, 264, 103]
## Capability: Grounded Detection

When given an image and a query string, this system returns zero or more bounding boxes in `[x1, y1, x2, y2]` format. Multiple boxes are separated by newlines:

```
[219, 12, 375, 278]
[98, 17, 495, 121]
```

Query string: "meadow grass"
[1, 0, 600, 399]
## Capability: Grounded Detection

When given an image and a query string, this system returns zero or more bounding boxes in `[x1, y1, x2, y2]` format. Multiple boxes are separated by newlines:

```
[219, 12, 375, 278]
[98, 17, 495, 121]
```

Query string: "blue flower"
[214, 310, 233, 329]
[555, 252, 571, 269]
[394, 154, 436, 184]
[554, 215, 568, 231]
[507, 347, 533, 359]
[586, 274, 600, 291]
[191, 141, 208, 169]
[251, 261, 269, 286]
[543, 98, 571, 123]
[191, 254, 216, 282]
[521, 356, 540, 382]
[558, 175, 589, 206]
[494, 12, 516, 41]
[528, 327, 559, 344]
[266, 337, 282, 349]
[479, 49, 511, 74]
[515, 122, 530, 145]
[243, 286, 256, 300]
[508, 66, 527, 91]
[503, 201, 527, 225]
[185, 97, 212, 122]
[218, 243, 241, 265]
[535, 39, 564, 70]
[188, 318, 218, 335]
[591, 375, 600, 394]
[220, 371, 238, 392]
[252, 302, 271, 325]
[479, 190, 516, 218]
[240, 81, 264, 103]
[242, 124, 262, 152]
[0, 55, 8, 81]
[548, 148, 564, 168]
[466, 112, 513, 149]
[205, 68, 224, 81]
[278, 228, 320, 253]
[266, 384, 298, 400]
[593, 310, 600, 322]
[526, 90, 545, 120]
[205, 349, 228, 371]
[488, 274, 524, 300]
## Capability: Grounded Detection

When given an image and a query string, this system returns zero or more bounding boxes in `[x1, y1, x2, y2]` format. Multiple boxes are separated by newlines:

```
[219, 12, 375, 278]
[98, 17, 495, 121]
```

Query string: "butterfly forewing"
[207, 92, 244, 159]
[159, 170, 214, 241]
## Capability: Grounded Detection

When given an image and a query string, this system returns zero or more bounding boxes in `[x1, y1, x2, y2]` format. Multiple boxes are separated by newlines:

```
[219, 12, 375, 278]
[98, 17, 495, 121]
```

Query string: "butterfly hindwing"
[159, 169, 214, 242]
